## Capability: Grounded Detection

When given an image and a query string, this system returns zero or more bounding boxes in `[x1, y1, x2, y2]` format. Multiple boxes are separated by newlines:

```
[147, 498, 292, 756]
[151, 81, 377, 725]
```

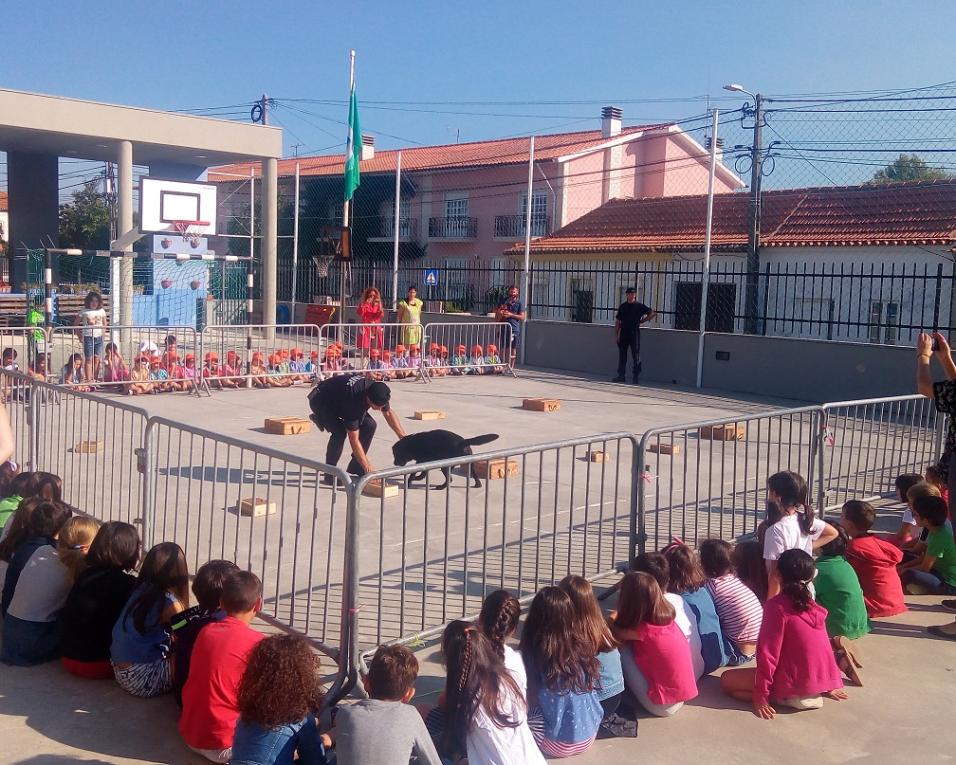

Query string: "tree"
[870, 153, 951, 184]
[58, 181, 111, 249]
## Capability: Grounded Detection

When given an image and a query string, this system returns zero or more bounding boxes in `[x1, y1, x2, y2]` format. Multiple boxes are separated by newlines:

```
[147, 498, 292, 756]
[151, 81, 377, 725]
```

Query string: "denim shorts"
[83, 336, 104, 358]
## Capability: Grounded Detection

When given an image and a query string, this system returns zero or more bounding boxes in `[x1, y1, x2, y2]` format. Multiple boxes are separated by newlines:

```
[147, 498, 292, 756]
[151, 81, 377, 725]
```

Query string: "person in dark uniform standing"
[496, 285, 525, 367]
[613, 287, 656, 384]
[308, 373, 407, 482]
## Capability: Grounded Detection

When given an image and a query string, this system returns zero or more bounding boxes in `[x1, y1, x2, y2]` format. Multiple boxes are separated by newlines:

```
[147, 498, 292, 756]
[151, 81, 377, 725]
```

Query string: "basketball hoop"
[312, 255, 333, 277]
[172, 220, 209, 250]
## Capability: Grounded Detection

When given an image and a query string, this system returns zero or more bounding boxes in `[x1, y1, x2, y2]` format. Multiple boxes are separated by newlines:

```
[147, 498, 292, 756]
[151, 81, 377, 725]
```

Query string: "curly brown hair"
[238, 635, 324, 727]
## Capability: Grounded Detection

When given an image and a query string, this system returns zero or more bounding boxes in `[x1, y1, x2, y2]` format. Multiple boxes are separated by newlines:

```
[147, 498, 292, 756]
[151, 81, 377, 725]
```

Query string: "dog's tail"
[463, 433, 499, 447]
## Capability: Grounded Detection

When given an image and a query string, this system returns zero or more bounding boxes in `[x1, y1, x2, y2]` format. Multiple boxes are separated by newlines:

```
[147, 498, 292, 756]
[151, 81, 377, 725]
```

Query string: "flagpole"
[339, 49, 356, 335]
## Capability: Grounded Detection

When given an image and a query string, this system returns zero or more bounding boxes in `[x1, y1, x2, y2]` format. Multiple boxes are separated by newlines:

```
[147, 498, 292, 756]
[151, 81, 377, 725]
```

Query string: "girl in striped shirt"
[700, 539, 764, 663]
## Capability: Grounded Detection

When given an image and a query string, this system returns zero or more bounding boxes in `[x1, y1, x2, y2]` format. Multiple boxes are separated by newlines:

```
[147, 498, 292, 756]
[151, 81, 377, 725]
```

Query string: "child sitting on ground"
[469, 345, 485, 375]
[478, 589, 525, 685]
[0, 471, 32, 533]
[812, 523, 868, 686]
[898, 494, 956, 595]
[842, 499, 906, 618]
[486, 343, 505, 373]
[2, 347, 18, 371]
[0, 505, 80, 664]
[519, 586, 603, 757]
[720, 549, 847, 718]
[426, 620, 544, 765]
[1, 500, 72, 615]
[451, 344, 468, 375]
[172, 559, 240, 705]
[407, 344, 422, 375]
[61, 353, 92, 391]
[149, 356, 171, 392]
[424, 343, 444, 377]
[380, 350, 395, 380]
[180, 570, 265, 763]
[305, 350, 320, 378]
[102, 342, 130, 388]
[60, 521, 141, 679]
[699, 539, 763, 663]
[894, 473, 925, 547]
[267, 354, 294, 387]
[391, 344, 410, 379]
[335, 644, 441, 765]
[232, 634, 331, 765]
[559, 575, 630, 736]
[367, 348, 387, 377]
[216, 351, 241, 389]
[127, 355, 153, 395]
[612, 571, 698, 718]
[663, 542, 729, 673]
[29, 353, 49, 382]
[203, 352, 223, 390]
[632, 551, 705, 678]
[111, 542, 189, 697]
[1, 514, 96, 666]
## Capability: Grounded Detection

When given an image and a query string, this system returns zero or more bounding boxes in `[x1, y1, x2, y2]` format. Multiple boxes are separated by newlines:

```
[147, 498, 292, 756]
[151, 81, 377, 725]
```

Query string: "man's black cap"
[367, 381, 391, 407]
[625, 287, 636, 294]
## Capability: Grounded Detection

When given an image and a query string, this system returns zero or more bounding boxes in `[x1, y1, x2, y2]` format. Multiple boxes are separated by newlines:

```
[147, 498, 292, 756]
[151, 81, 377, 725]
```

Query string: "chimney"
[705, 135, 725, 163]
[601, 106, 622, 138]
[361, 134, 375, 161]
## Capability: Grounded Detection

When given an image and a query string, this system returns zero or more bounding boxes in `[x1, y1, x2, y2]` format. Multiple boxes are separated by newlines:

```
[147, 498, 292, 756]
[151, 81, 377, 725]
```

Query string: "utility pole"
[260, 93, 270, 125]
[744, 94, 764, 335]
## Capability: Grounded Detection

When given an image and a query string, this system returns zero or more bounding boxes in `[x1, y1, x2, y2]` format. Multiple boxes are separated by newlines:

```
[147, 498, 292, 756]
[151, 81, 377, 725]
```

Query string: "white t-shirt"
[138, 340, 160, 357]
[502, 645, 527, 690]
[8, 545, 71, 622]
[763, 512, 826, 560]
[664, 592, 705, 679]
[467, 662, 545, 765]
[79, 308, 107, 338]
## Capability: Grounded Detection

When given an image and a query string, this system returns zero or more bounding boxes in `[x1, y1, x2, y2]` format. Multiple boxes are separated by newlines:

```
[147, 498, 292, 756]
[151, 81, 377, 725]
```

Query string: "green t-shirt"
[814, 555, 870, 640]
[0, 494, 23, 532]
[927, 528, 956, 586]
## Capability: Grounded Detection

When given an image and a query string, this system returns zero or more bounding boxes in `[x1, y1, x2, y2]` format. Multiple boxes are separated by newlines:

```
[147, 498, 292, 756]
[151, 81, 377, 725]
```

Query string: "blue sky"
[4, 0, 954, 158]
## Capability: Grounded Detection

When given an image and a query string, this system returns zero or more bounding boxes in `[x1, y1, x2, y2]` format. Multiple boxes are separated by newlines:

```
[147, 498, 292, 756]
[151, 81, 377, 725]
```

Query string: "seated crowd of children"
[4, 334, 509, 397]
[1, 463, 953, 765]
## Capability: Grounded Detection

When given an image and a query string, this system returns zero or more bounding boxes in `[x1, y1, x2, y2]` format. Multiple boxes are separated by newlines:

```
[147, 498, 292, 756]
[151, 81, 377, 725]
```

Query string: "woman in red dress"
[356, 287, 385, 362]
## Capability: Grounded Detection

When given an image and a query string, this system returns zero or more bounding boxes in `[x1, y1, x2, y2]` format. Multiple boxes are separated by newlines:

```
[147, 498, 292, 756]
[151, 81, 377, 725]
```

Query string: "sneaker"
[940, 598, 956, 613]
[611, 376, 626, 383]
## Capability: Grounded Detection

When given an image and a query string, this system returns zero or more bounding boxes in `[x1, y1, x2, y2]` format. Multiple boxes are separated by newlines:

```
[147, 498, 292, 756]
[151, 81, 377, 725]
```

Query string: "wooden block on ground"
[239, 497, 277, 517]
[700, 423, 746, 441]
[474, 458, 520, 479]
[522, 398, 561, 412]
[588, 450, 610, 462]
[648, 442, 681, 455]
[363, 479, 399, 498]
[264, 416, 312, 435]
[74, 440, 104, 454]
[414, 410, 446, 420]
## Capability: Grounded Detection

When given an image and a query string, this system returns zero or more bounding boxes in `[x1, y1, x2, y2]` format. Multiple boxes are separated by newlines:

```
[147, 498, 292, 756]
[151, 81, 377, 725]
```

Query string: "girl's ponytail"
[781, 579, 813, 612]
[776, 548, 816, 612]
[478, 589, 521, 660]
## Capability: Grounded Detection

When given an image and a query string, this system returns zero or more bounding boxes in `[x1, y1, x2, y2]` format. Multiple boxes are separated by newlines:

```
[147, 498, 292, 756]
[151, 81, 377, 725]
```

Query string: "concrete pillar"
[262, 157, 278, 331]
[6, 152, 59, 289]
[118, 140, 134, 333]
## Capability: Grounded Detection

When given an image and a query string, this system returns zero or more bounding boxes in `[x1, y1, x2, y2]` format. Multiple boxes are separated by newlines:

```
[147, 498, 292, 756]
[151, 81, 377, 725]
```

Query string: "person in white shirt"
[478, 589, 526, 689]
[76, 291, 108, 382]
[763, 471, 838, 599]
[427, 620, 545, 765]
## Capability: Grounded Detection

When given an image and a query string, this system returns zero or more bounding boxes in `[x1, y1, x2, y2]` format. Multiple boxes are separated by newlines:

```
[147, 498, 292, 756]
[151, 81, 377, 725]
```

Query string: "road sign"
[424, 268, 440, 287]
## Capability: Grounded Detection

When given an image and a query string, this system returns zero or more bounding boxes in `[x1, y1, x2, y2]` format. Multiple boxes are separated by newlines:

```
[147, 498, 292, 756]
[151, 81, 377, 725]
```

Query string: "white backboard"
[140, 177, 217, 235]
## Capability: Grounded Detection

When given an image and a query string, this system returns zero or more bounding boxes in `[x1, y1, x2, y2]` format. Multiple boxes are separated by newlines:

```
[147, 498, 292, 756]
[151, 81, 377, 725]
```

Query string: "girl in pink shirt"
[720, 549, 847, 719]
[611, 572, 697, 717]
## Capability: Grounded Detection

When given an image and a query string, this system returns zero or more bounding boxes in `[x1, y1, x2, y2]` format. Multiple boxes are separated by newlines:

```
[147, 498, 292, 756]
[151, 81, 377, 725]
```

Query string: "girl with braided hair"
[720, 549, 848, 719]
[429, 620, 544, 765]
[478, 589, 525, 688]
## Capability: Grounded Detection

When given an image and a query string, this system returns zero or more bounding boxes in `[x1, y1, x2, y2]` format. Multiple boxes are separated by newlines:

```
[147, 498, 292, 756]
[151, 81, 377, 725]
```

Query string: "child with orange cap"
[203, 351, 223, 390]
[469, 344, 485, 375]
[407, 344, 422, 376]
[250, 351, 271, 389]
[392, 344, 410, 379]
[162, 351, 190, 391]
[148, 355, 171, 392]
[451, 344, 468, 375]
[288, 347, 309, 384]
[424, 342, 445, 377]
[367, 348, 387, 378]
[485, 343, 505, 374]
[218, 351, 241, 389]
[268, 354, 293, 387]
[183, 353, 198, 387]
[128, 354, 152, 395]
[381, 349, 395, 380]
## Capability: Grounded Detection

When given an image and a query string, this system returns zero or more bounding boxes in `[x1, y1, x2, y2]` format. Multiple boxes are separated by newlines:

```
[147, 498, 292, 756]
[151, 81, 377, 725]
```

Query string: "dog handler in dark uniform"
[308, 373, 407, 482]
[613, 287, 656, 384]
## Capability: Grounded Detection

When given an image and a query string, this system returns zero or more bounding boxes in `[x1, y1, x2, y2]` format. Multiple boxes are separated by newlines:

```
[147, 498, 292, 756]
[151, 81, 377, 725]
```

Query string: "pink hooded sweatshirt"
[754, 595, 843, 706]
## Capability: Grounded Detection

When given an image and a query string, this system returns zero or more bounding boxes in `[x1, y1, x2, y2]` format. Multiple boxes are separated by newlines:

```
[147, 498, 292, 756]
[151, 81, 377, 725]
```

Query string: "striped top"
[705, 574, 764, 645]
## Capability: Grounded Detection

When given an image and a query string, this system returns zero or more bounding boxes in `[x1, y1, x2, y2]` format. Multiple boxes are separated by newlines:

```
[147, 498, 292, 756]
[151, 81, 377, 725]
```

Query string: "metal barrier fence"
[48, 325, 201, 395]
[636, 407, 822, 552]
[0, 326, 49, 377]
[319, 323, 426, 381]
[200, 324, 324, 388]
[819, 395, 944, 511]
[142, 417, 352, 661]
[420, 322, 516, 378]
[348, 432, 637, 665]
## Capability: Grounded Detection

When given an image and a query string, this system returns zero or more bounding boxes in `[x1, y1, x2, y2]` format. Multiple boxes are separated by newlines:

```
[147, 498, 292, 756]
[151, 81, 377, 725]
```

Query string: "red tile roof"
[209, 125, 668, 181]
[514, 181, 956, 255]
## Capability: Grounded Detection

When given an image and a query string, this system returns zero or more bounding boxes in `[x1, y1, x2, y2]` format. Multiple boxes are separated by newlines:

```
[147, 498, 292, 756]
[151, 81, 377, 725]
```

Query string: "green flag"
[344, 85, 362, 202]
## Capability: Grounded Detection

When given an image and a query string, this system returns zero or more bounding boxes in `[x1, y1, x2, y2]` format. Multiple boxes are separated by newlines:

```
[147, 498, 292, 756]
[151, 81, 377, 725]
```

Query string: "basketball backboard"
[139, 177, 217, 235]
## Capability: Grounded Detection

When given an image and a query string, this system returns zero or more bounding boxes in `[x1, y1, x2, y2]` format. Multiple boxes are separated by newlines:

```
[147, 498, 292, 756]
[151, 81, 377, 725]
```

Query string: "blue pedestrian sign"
[424, 268, 440, 287]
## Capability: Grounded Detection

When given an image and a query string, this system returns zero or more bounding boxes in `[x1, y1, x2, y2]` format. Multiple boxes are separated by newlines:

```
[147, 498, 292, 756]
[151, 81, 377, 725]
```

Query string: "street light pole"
[745, 93, 764, 335]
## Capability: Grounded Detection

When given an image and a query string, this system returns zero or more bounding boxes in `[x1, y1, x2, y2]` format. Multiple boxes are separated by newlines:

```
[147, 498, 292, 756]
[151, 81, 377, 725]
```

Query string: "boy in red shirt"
[842, 500, 906, 618]
[179, 570, 264, 762]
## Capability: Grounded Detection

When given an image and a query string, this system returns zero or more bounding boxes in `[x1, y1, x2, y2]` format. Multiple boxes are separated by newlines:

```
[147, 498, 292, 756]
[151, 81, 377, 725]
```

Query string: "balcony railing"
[428, 216, 478, 239]
[374, 217, 418, 240]
[494, 214, 550, 238]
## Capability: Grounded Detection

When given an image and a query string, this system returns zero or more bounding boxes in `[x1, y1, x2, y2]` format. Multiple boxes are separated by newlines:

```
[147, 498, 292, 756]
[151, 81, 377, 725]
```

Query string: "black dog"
[392, 430, 499, 489]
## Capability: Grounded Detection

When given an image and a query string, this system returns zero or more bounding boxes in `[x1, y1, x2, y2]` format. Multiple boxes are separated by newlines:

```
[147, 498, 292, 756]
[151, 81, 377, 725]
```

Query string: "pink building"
[211, 107, 743, 276]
